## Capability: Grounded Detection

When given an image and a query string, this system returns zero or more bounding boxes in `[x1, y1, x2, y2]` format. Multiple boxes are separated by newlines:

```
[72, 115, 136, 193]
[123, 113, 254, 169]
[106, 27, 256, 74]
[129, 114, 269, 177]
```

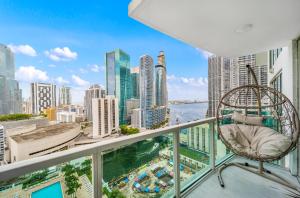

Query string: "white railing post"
[209, 121, 216, 170]
[173, 129, 181, 197]
[93, 152, 103, 198]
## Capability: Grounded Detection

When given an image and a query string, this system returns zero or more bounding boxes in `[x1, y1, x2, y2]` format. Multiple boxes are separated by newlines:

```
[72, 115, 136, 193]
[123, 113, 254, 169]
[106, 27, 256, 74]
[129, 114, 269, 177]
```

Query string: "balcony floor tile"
[187, 157, 300, 198]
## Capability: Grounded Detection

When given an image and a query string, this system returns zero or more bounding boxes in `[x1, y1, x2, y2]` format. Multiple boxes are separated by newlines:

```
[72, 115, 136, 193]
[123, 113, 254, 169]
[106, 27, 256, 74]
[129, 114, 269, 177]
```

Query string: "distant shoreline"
[168, 101, 208, 105]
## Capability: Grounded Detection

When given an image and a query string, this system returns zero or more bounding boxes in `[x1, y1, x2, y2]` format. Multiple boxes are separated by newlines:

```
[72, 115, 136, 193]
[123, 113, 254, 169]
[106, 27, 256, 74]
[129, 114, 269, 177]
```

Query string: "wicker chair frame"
[216, 65, 300, 191]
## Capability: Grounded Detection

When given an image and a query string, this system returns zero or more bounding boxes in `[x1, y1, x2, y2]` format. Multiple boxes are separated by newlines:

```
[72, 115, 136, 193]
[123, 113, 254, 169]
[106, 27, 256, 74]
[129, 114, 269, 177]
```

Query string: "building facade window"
[269, 48, 283, 71]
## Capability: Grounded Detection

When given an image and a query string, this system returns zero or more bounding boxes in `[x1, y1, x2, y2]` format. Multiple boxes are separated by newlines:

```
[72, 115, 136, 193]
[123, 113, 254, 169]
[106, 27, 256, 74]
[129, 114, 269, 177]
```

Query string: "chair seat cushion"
[220, 124, 292, 159]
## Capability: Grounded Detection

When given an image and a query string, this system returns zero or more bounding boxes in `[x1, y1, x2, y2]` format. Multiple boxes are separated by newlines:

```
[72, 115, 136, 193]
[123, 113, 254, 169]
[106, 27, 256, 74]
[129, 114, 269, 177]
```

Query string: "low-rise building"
[9, 123, 81, 162]
[43, 107, 56, 121]
[126, 98, 140, 123]
[57, 111, 76, 123]
[131, 108, 141, 128]
[147, 106, 167, 128]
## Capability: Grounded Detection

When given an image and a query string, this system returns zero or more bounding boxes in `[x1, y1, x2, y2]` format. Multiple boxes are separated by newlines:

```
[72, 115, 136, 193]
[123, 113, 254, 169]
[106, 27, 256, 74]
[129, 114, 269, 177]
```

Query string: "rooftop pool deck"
[31, 181, 63, 198]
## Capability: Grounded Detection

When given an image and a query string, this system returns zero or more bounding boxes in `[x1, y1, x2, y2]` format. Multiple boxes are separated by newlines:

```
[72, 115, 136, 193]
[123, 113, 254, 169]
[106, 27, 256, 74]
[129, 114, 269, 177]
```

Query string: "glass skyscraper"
[155, 51, 168, 106]
[140, 55, 154, 128]
[0, 44, 22, 114]
[106, 49, 131, 125]
[130, 67, 139, 99]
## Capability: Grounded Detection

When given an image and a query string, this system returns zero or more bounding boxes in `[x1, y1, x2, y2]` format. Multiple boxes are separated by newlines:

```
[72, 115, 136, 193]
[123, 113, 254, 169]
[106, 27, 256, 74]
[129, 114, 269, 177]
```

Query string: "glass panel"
[102, 133, 174, 198]
[0, 156, 93, 198]
[179, 123, 212, 190]
[214, 121, 232, 165]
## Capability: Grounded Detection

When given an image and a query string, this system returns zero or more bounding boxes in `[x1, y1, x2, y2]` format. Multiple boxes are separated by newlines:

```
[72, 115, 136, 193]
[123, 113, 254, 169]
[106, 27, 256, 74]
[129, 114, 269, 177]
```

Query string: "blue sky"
[0, 0, 209, 104]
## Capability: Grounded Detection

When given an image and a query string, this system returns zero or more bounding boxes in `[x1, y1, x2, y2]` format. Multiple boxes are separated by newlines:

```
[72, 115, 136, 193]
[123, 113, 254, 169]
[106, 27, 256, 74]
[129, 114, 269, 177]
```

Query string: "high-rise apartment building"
[208, 52, 268, 117]
[155, 51, 168, 106]
[130, 67, 140, 99]
[207, 56, 230, 117]
[0, 44, 22, 114]
[31, 83, 56, 115]
[84, 84, 105, 121]
[230, 53, 268, 105]
[140, 55, 154, 128]
[0, 125, 4, 163]
[106, 49, 131, 125]
[92, 96, 119, 138]
[59, 86, 71, 106]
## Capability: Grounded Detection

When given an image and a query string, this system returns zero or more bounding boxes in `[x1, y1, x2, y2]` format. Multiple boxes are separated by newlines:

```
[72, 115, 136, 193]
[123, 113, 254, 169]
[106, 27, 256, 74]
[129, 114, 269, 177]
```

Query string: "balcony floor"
[187, 157, 300, 198]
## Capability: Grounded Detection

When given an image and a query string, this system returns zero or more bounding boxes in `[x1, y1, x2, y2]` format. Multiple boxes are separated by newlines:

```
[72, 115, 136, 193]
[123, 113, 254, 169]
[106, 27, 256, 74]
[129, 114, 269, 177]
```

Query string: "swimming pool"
[31, 181, 63, 198]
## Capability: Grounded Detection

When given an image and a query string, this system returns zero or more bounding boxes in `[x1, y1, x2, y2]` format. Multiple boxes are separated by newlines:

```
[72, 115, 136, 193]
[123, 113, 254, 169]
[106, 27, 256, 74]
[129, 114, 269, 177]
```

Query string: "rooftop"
[10, 123, 78, 143]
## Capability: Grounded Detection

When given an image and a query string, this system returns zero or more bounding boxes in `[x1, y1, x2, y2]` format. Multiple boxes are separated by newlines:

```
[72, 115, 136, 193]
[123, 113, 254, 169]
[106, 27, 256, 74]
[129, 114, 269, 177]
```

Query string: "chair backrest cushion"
[232, 111, 263, 126]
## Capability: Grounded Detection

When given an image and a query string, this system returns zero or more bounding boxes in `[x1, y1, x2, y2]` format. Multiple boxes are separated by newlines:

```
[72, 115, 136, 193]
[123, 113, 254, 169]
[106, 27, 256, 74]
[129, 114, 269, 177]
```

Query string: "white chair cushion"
[232, 111, 263, 126]
[220, 124, 292, 158]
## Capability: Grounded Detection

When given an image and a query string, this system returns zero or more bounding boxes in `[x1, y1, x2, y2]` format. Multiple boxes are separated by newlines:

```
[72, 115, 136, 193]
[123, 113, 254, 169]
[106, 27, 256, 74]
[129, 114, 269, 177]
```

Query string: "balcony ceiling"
[129, 0, 300, 57]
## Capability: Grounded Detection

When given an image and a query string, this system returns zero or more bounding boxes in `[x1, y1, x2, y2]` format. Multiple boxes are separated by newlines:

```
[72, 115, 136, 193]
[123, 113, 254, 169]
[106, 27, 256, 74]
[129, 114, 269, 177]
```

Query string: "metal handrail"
[0, 117, 216, 198]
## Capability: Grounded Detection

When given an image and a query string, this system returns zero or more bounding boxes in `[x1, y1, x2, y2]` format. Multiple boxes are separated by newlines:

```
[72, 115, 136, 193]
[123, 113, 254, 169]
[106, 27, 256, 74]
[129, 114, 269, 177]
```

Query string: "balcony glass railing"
[0, 117, 232, 198]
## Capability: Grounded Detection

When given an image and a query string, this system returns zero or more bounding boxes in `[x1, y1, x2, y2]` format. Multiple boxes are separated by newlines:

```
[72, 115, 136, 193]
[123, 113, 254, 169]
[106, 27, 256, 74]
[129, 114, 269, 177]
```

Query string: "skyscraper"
[105, 49, 131, 125]
[92, 96, 119, 138]
[140, 55, 154, 128]
[230, 53, 268, 105]
[208, 56, 230, 117]
[130, 67, 140, 99]
[84, 84, 105, 121]
[208, 52, 268, 117]
[59, 86, 71, 106]
[155, 51, 168, 106]
[0, 125, 4, 163]
[0, 44, 22, 114]
[31, 83, 56, 115]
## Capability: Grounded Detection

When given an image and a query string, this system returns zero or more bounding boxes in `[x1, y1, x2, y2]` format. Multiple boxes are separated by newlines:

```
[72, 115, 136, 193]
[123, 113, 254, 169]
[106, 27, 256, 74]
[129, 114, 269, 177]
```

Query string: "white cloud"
[55, 76, 69, 84]
[44, 47, 77, 61]
[90, 64, 105, 73]
[71, 75, 89, 87]
[79, 68, 88, 74]
[167, 74, 208, 100]
[196, 48, 213, 59]
[8, 44, 37, 57]
[16, 66, 49, 82]
[48, 64, 56, 68]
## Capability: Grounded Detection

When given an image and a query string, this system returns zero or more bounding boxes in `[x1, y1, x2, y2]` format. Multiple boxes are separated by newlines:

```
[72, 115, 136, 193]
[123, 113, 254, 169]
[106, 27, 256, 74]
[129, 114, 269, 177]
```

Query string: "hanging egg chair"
[216, 65, 300, 191]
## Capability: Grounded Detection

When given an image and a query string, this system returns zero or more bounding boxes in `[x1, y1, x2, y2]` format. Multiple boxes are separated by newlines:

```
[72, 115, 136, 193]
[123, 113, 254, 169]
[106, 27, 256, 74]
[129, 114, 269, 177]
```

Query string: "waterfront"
[169, 103, 208, 125]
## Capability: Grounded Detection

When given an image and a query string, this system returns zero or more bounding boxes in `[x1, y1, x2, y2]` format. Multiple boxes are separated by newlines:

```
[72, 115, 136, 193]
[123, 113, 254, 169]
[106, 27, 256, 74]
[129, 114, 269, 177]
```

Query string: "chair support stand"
[217, 161, 300, 192]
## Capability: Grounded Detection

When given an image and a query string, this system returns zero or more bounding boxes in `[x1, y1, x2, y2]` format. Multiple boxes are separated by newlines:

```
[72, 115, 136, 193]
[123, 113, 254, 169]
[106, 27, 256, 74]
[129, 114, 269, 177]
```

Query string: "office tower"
[84, 84, 104, 121]
[230, 52, 268, 105]
[106, 49, 131, 125]
[140, 55, 154, 128]
[0, 44, 22, 114]
[92, 96, 119, 138]
[207, 56, 230, 117]
[0, 125, 4, 162]
[187, 124, 209, 153]
[59, 86, 71, 106]
[131, 108, 141, 128]
[31, 83, 56, 115]
[155, 51, 168, 106]
[130, 67, 140, 99]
